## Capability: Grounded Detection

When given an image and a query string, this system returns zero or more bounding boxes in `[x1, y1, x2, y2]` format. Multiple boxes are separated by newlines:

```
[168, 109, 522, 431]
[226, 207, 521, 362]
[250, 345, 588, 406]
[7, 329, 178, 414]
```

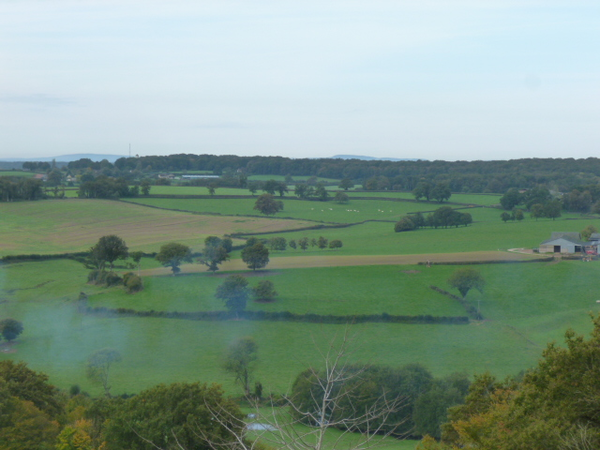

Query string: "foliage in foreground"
[425, 315, 600, 450]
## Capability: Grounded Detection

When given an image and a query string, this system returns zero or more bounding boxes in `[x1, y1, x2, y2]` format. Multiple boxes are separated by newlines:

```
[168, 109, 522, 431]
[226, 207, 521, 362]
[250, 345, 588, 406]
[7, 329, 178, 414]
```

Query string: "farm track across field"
[140, 250, 545, 276]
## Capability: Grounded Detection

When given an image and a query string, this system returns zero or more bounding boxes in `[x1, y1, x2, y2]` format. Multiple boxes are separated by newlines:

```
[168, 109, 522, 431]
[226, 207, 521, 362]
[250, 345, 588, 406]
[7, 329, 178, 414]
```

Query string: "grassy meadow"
[126, 196, 477, 223]
[0, 189, 599, 450]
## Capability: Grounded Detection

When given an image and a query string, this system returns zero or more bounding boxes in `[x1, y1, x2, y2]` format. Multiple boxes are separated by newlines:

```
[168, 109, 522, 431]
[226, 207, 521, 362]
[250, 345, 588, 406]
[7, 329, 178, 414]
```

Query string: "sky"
[1, 1, 599, 161]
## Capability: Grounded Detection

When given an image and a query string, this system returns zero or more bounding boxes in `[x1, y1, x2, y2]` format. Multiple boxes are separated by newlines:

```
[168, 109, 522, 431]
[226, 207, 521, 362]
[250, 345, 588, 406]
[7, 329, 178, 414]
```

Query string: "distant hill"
[332, 154, 423, 162]
[0, 154, 125, 163]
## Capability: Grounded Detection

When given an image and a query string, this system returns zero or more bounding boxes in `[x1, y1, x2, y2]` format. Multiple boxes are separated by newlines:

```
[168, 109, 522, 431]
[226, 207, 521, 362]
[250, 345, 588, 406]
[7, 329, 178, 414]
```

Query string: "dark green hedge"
[83, 306, 469, 325]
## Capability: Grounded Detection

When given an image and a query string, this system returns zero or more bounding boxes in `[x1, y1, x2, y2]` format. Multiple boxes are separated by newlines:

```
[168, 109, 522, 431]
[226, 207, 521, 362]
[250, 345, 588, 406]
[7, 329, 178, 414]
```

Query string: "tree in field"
[317, 236, 328, 249]
[581, 224, 598, 241]
[199, 236, 230, 273]
[315, 183, 329, 201]
[262, 179, 278, 195]
[200, 244, 229, 273]
[298, 237, 309, 251]
[0, 319, 23, 342]
[85, 348, 122, 397]
[412, 181, 432, 201]
[338, 178, 354, 191]
[207, 182, 218, 195]
[223, 337, 258, 396]
[334, 191, 349, 204]
[268, 236, 287, 251]
[530, 202, 545, 220]
[295, 183, 314, 199]
[544, 199, 562, 220]
[289, 239, 297, 249]
[254, 193, 282, 215]
[500, 188, 522, 210]
[395, 216, 417, 232]
[253, 280, 277, 302]
[103, 382, 244, 450]
[448, 268, 485, 298]
[216, 275, 250, 315]
[155, 242, 192, 275]
[90, 235, 129, 271]
[329, 239, 343, 249]
[514, 208, 524, 222]
[247, 181, 260, 196]
[430, 182, 451, 203]
[241, 242, 270, 271]
[130, 250, 144, 275]
[310, 238, 317, 248]
[500, 211, 511, 223]
[140, 178, 151, 195]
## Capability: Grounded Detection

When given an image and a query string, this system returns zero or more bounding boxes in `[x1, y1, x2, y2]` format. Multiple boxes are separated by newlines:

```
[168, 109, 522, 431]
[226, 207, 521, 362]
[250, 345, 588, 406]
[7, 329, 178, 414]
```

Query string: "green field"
[0, 193, 598, 450]
[1, 255, 596, 399]
[0, 170, 34, 177]
[125, 196, 473, 223]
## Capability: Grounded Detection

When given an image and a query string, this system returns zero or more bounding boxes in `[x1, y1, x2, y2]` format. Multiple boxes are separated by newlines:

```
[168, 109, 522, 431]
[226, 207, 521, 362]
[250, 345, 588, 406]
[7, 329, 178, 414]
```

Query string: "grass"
[0, 193, 598, 429]
[262, 211, 600, 256]
[0, 170, 34, 178]
[345, 191, 502, 206]
[125, 196, 458, 223]
[1, 257, 595, 402]
[89, 265, 467, 317]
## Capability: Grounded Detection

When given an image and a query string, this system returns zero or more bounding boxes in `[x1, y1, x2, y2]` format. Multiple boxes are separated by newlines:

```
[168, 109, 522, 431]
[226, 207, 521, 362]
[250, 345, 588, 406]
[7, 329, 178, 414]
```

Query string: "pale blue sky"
[1, 1, 599, 161]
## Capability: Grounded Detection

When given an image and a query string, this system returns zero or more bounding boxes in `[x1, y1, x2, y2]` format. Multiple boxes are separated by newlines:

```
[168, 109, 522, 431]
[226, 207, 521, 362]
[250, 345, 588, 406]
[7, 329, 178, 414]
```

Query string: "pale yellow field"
[0, 199, 316, 254]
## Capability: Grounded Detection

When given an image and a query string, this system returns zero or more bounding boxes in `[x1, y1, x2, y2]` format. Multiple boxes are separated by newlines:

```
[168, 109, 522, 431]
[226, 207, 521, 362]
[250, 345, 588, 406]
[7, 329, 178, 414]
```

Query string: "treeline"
[291, 364, 470, 439]
[0, 177, 43, 201]
[395, 207, 473, 232]
[0, 357, 469, 449]
[83, 304, 469, 325]
[103, 154, 600, 192]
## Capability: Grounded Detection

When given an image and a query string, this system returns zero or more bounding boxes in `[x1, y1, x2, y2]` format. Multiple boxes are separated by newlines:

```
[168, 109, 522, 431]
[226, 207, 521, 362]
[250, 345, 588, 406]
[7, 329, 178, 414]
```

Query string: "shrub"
[123, 272, 143, 294]
[329, 240, 343, 249]
[394, 216, 416, 232]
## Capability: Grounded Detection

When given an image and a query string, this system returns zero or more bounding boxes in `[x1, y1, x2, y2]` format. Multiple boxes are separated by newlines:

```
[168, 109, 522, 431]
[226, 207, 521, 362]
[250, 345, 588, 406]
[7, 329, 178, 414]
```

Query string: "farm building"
[539, 232, 596, 254]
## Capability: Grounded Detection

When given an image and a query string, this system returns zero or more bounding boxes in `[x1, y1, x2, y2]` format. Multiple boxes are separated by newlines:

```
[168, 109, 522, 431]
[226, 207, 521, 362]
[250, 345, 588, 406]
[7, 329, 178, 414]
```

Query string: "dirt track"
[140, 251, 545, 277]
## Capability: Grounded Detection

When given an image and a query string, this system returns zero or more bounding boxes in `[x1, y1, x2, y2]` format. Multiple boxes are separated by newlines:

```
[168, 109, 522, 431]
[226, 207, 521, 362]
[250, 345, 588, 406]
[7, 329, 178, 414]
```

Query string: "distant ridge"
[332, 154, 423, 162]
[0, 154, 125, 163]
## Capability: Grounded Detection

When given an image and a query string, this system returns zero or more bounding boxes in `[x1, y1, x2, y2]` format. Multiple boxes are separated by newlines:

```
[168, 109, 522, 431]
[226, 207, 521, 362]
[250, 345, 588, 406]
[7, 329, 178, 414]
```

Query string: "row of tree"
[395, 208, 473, 232]
[267, 236, 343, 251]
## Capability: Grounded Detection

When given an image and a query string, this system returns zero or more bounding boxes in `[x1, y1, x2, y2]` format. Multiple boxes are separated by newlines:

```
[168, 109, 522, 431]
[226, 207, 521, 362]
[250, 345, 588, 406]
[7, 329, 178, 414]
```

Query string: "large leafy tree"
[241, 242, 270, 271]
[447, 268, 485, 298]
[0, 318, 23, 342]
[86, 348, 122, 398]
[90, 235, 129, 271]
[223, 337, 258, 396]
[215, 275, 250, 315]
[253, 193, 282, 215]
[439, 315, 600, 450]
[155, 242, 192, 275]
[0, 360, 64, 418]
[103, 382, 244, 450]
[198, 236, 230, 273]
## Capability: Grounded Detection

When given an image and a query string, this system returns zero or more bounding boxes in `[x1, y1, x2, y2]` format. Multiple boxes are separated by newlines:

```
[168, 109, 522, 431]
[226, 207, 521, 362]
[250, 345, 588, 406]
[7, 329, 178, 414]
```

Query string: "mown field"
[0, 199, 314, 255]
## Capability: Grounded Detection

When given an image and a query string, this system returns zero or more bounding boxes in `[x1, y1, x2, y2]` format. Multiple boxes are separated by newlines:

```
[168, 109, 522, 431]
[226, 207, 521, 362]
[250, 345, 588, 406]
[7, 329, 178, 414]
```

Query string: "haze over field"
[1, 1, 599, 161]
